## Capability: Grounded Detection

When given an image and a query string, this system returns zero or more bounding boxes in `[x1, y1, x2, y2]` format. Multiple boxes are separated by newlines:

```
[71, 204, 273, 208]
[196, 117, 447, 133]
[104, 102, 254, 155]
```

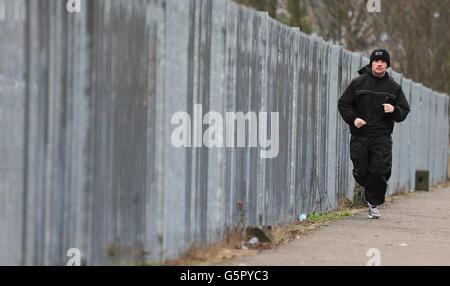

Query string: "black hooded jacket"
[338, 64, 410, 136]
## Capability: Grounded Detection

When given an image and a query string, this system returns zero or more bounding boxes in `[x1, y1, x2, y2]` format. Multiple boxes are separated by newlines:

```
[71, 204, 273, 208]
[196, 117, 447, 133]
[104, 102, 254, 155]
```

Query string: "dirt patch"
[164, 230, 259, 266]
[164, 208, 364, 266]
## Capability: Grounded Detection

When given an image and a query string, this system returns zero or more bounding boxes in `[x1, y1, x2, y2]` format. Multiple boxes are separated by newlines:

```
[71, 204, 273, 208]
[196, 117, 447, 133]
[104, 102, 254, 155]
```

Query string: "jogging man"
[338, 49, 410, 219]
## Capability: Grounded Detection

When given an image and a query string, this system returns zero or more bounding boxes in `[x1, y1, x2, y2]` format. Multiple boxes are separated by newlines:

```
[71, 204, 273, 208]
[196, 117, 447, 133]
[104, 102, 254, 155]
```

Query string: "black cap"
[370, 49, 390, 68]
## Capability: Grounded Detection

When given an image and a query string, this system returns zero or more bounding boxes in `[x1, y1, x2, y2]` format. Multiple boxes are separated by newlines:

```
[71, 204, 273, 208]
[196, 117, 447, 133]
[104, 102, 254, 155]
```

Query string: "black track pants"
[350, 134, 392, 205]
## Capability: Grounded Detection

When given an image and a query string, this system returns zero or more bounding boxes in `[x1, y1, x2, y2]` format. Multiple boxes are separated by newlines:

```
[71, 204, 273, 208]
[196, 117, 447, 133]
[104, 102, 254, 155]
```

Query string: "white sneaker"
[368, 203, 381, 219]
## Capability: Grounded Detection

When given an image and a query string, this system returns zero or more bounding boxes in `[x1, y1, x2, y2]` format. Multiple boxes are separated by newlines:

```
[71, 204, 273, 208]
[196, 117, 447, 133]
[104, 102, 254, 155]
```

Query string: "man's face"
[371, 60, 388, 76]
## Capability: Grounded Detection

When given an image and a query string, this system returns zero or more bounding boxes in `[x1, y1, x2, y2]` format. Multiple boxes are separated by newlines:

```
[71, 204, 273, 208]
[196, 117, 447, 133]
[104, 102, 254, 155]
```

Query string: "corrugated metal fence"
[0, 0, 448, 265]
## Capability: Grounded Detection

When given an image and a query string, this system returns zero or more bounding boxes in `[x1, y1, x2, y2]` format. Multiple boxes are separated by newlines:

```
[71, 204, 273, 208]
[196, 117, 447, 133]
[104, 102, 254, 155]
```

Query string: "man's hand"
[382, 103, 394, 113]
[354, 118, 367, 128]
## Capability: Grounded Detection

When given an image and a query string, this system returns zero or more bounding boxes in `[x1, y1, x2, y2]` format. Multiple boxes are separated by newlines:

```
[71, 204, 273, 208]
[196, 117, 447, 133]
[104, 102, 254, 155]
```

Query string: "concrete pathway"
[217, 185, 450, 266]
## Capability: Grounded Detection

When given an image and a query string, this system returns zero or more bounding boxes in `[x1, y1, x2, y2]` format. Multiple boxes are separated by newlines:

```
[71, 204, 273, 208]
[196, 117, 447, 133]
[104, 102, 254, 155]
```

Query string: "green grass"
[118, 259, 159, 266]
[304, 209, 353, 223]
[135, 260, 159, 266]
